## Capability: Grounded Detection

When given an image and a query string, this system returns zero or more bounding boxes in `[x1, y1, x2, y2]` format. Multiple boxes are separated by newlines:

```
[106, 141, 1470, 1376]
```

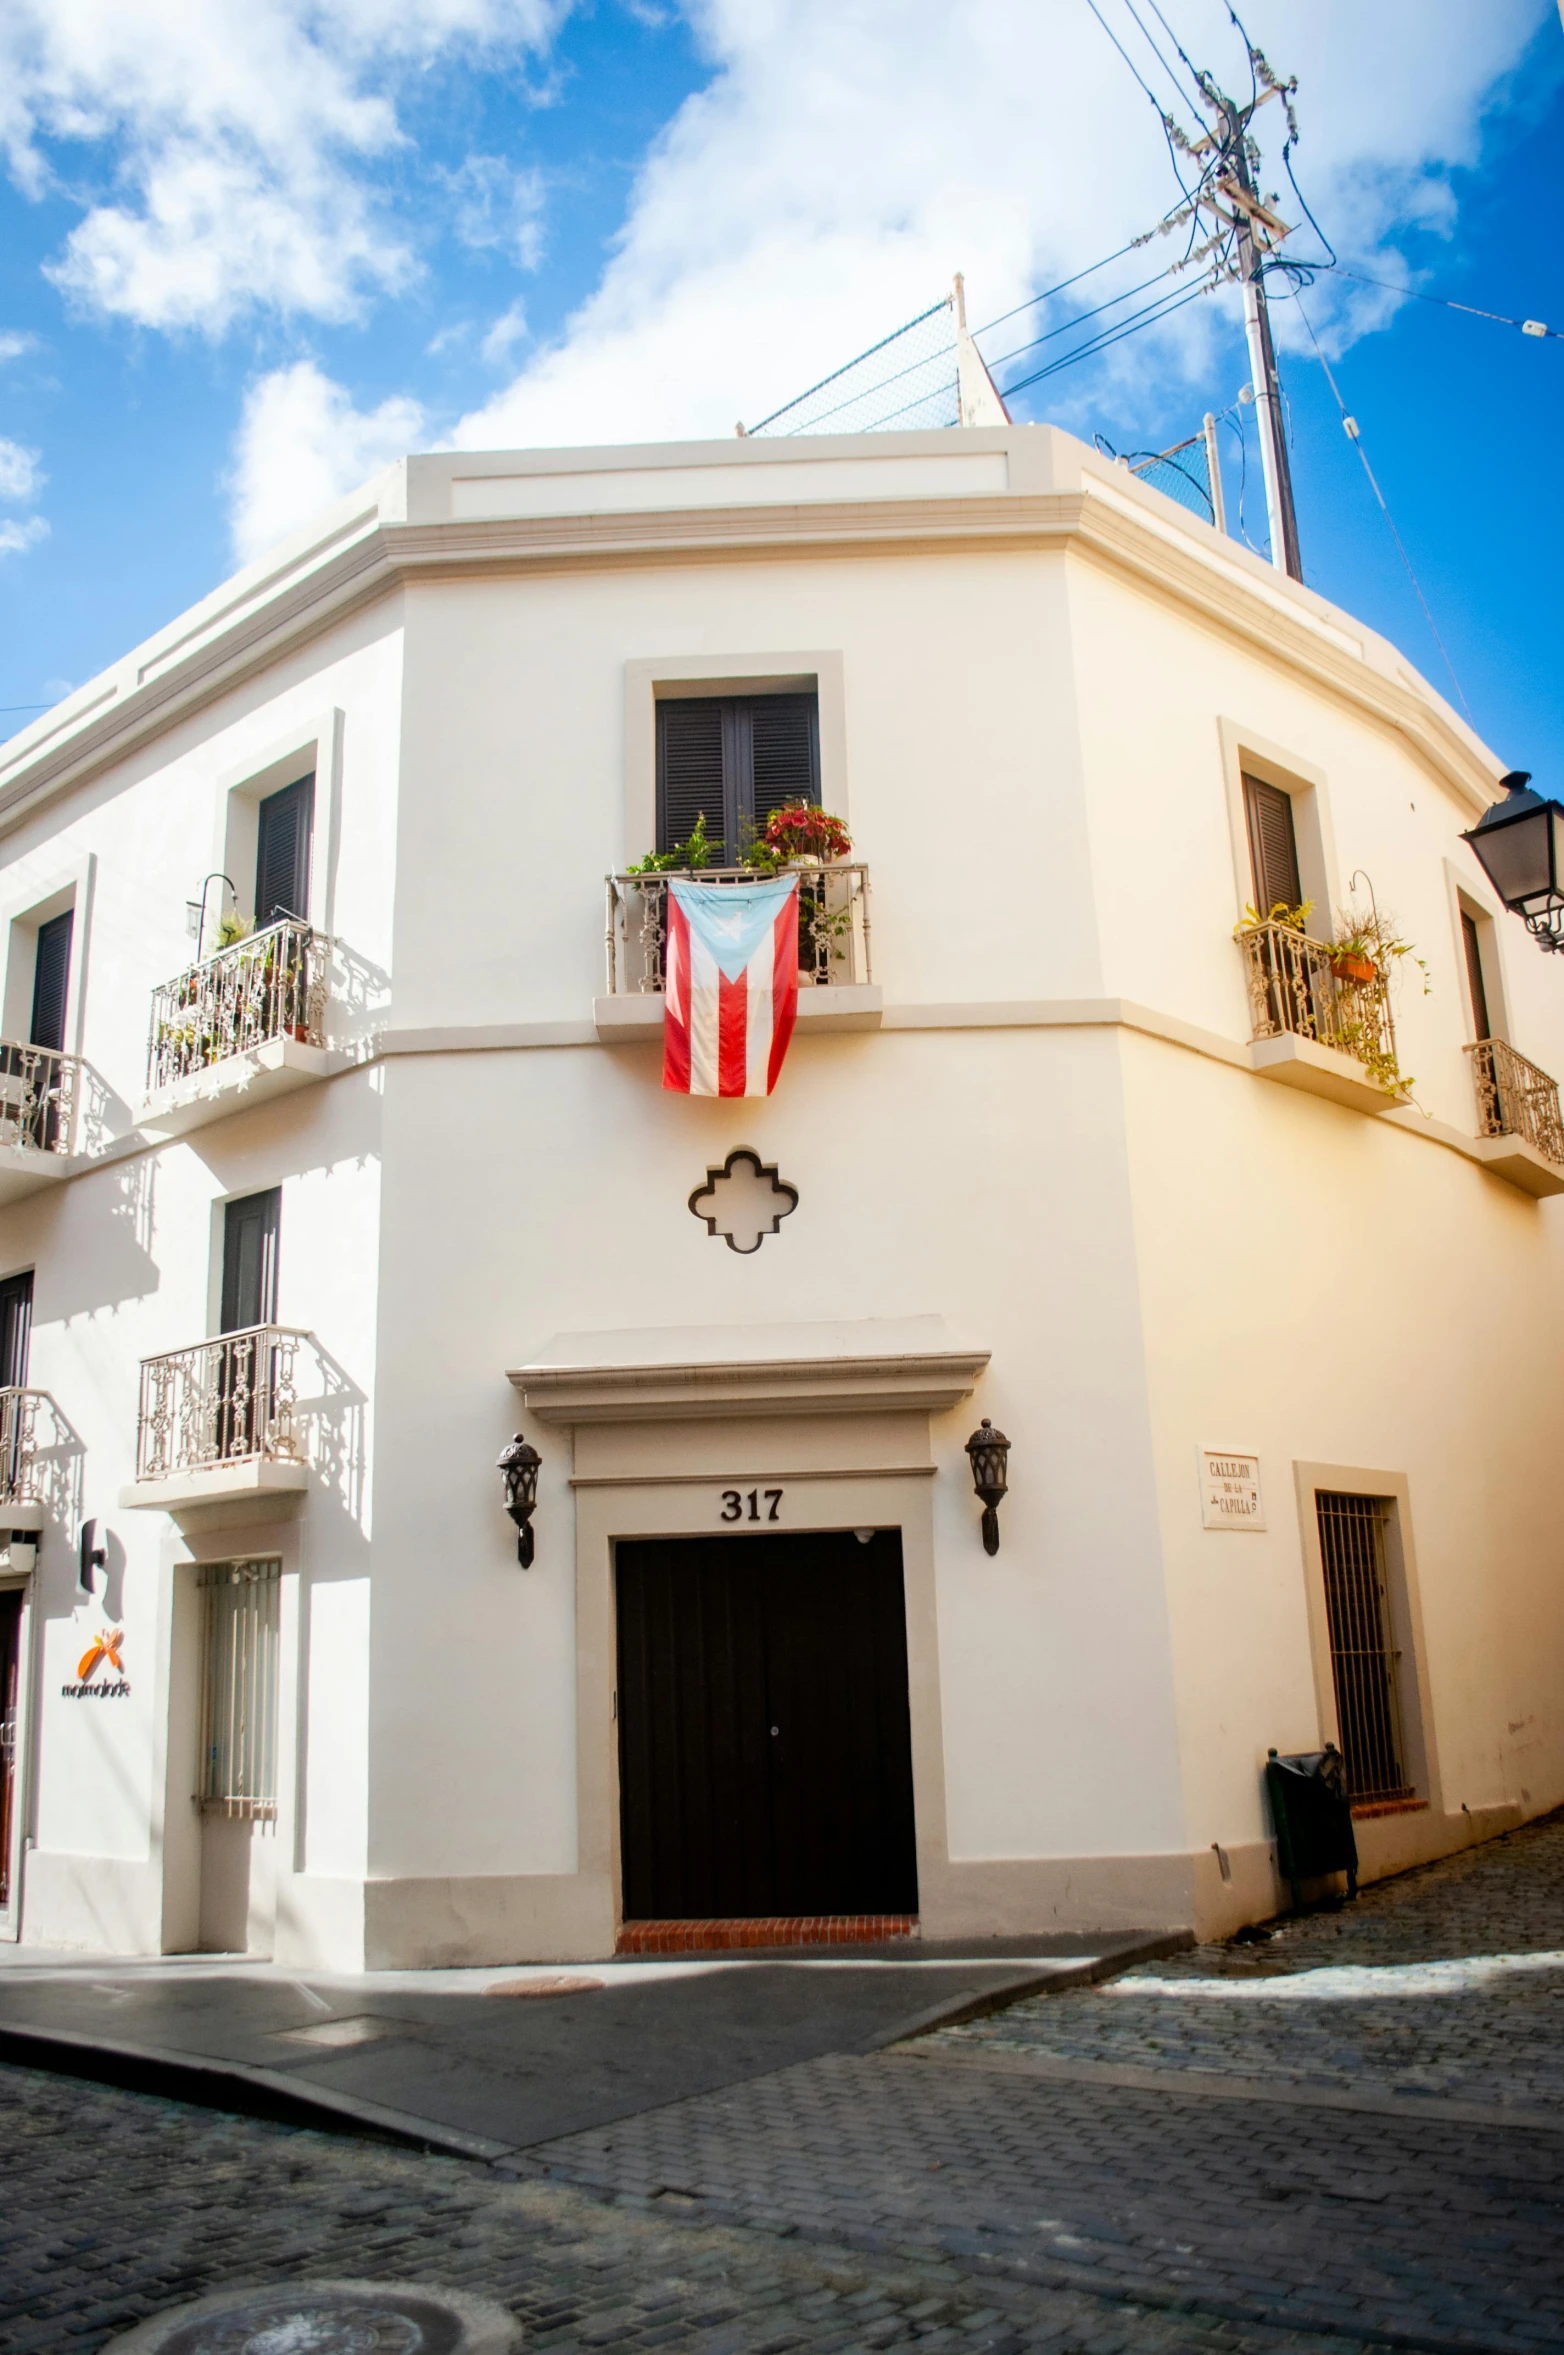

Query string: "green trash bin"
[1265, 1745, 1359, 1913]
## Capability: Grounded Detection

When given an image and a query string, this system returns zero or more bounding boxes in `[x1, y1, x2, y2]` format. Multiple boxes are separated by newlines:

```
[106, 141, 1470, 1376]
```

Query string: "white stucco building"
[0, 422, 1558, 1971]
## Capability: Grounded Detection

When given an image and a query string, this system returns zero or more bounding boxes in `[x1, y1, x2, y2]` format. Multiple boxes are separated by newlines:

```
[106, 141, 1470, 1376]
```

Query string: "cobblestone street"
[4, 1817, 1563, 2355]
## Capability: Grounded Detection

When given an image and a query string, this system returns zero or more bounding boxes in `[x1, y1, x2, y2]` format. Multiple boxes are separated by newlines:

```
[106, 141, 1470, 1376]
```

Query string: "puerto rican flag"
[663, 877, 800, 1097]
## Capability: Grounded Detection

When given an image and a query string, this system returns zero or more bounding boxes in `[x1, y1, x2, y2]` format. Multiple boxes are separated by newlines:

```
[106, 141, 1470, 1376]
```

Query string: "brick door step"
[618, 1915, 919, 1954]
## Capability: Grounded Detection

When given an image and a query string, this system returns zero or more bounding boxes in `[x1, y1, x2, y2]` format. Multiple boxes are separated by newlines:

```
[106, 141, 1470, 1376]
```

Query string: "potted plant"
[755, 801, 852, 867]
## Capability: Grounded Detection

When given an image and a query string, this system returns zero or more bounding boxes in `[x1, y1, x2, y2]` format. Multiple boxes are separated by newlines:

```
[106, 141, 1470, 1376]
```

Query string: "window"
[1461, 911, 1492, 1041]
[1243, 773, 1302, 917]
[657, 694, 819, 861]
[0, 1273, 31, 1390]
[197, 1560, 280, 1820]
[221, 1189, 280, 1335]
[29, 912, 72, 1053]
[1315, 1491, 1410, 1803]
[255, 774, 314, 929]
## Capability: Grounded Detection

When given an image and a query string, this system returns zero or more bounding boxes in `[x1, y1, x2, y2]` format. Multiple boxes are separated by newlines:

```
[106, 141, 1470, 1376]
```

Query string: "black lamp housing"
[964, 1418, 1010, 1555]
[1462, 772, 1564, 953]
[496, 1433, 542, 1567]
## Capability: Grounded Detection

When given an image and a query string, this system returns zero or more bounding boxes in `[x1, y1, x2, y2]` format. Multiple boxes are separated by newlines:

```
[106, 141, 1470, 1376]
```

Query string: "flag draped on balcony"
[663, 877, 800, 1097]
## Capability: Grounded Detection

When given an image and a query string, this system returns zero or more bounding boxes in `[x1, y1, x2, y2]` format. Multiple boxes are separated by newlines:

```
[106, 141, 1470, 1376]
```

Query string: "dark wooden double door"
[616, 1531, 919, 1921]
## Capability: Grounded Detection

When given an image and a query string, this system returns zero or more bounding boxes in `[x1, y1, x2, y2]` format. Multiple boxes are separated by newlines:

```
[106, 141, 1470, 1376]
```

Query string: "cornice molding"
[510, 1346, 992, 1425]
[0, 480, 1499, 832]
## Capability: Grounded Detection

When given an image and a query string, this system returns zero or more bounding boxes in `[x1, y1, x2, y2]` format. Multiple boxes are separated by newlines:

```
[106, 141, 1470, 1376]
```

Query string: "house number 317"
[721, 1489, 783, 1522]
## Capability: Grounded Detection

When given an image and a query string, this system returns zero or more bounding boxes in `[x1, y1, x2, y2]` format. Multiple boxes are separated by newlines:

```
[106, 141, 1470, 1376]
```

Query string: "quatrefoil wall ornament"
[689, 1148, 799, 1254]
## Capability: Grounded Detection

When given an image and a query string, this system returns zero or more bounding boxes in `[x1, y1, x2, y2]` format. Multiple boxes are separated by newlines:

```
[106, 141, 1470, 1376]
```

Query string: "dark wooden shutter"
[29, 912, 73, 1052]
[1242, 774, 1303, 917]
[657, 701, 727, 858]
[1461, 912, 1492, 1040]
[0, 1272, 32, 1389]
[743, 694, 820, 831]
[656, 693, 821, 860]
[255, 774, 314, 928]
[221, 1189, 281, 1333]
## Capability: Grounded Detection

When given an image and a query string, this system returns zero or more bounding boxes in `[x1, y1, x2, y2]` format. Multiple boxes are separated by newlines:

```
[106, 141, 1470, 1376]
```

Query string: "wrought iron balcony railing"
[605, 865, 872, 996]
[0, 1042, 78, 1156]
[135, 1325, 308, 1483]
[1466, 1037, 1564, 1166]
[146, 919, 326, 1094]
[0, 1387, 52, 1507]
[1238, 920, 1398, 1086]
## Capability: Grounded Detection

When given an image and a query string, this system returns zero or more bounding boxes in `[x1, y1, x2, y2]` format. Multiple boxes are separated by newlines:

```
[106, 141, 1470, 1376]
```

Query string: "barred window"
[198, 1560, 280, 1820]
[1315, 1493, 1410, 1805]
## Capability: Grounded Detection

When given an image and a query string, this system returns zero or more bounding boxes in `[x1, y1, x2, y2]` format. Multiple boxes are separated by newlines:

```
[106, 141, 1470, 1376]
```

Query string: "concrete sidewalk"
[0, 1930, 1185, 2157]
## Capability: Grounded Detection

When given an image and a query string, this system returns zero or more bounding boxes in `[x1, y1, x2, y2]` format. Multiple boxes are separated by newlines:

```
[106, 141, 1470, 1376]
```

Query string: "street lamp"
[1462, 772, 1564, 954]
[964, 1418, 1011, 1556]
[496, 1433, 542, 1567]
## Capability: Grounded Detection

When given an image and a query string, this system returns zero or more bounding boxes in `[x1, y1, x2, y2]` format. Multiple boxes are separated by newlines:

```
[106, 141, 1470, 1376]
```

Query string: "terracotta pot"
[1332, 951, 1377, 985]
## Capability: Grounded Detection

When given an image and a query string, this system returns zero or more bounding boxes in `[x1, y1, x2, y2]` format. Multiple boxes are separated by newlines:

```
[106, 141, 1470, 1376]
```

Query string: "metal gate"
[1315, 1491, 1409, 1803]
[615, 1530, 919, 1921]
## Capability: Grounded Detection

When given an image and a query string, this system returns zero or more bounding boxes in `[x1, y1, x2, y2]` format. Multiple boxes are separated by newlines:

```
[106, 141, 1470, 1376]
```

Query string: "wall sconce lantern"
[496, 1434, 542, 1567]
[1462, 772, 1564, 954]
[964, 1419, 1010, 1555]
[78, 1519, 106, 1596]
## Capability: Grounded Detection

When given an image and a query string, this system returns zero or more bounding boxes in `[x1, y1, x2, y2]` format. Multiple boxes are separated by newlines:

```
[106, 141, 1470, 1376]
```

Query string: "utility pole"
[1164, 38, 1304, 582]
[1222, 105, 1301, 580]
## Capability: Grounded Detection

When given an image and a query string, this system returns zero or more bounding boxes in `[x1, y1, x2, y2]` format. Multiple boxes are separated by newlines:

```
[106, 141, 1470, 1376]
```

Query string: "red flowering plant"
[748, 802, 852, 868]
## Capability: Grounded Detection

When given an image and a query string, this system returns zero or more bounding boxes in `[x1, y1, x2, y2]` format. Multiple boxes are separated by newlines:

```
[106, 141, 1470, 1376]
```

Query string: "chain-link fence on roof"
[747, 298, 958, 437]
[1118, 432, 1214, 524]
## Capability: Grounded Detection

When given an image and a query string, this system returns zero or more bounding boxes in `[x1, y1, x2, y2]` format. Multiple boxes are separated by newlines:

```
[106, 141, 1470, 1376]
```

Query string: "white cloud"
[0, 517, 48, 557]
[0, 0, 566, 333]
[0, 439, 43, 501]
[481, 300, 531, 364]
[229, 361, 425, 563]
[0, 332, 37, 364]
[442, 156, 547, 269]
[451, 0, 1552, 451]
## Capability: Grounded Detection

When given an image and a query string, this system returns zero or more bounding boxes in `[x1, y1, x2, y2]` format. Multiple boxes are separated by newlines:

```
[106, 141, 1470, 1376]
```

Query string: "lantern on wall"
[496, 1433, 542, 1567]
[964, 1419, 1011, 1555]
[1462, 772, 1564, 954]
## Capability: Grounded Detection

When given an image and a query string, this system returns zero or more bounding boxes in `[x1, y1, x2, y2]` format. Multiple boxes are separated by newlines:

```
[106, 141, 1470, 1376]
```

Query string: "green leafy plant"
[1234, 898, 1315, 936]
[627, 812, 720, 874]
[216, 911, 253, 949]
[1330, 899, 1431, 995]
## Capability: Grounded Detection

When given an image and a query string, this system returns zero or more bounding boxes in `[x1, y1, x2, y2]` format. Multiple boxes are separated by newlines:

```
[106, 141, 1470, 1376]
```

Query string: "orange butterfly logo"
[77, 1629, 124, 1682]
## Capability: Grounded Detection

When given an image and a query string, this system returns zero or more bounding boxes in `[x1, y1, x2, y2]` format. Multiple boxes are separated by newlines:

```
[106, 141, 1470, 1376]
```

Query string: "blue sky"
[1, 0, 1560, 792]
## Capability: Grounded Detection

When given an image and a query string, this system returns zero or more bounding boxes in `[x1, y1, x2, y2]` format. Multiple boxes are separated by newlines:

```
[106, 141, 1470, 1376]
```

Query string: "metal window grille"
[197, 1560, 280, 1821]
[1315, 1492, 1410, 1804]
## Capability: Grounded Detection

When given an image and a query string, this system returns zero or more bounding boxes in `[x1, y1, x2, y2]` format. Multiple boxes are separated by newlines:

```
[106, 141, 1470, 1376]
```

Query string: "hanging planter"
[1331, 949, 1378, 986]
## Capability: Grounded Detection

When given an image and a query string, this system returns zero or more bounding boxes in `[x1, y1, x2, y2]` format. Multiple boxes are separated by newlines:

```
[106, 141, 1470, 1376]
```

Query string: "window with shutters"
[254, 774, 314, 929]
[1242, 773, 1303, 918]
[1461, 910, 1494, 1041]
[29, 913, 73, 1055]
[656, 694, 820, 862]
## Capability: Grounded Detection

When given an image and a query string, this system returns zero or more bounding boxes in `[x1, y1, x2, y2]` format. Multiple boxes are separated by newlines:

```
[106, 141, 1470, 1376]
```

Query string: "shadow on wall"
[297, 1338, 369, 1574]
[323, 938, 390, 1051]
[51, 1156, 161, 1322]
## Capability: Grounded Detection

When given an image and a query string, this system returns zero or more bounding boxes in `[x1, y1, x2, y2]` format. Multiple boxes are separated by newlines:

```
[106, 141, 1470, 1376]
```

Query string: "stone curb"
[859, 1927, 1197, 2048]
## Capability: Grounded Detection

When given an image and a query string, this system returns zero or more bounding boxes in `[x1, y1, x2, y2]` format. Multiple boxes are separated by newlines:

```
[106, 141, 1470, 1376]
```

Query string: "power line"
[998, 275, 1220, 399]
[982, 262, 1184, 372]
[1295, 299, 1473, 725]
[1330, 264, 1559, 342]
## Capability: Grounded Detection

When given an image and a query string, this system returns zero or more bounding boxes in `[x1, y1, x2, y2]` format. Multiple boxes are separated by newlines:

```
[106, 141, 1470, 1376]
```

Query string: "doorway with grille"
[615, 1530, 918, 1925]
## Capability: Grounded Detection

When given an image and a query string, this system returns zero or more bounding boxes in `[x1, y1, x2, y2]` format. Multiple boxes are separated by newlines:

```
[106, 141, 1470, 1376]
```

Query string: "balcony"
[0, 1043, 87, 1205]
[0, 1387, 56, 1552]
[140, 919, 334, 1137]
[1238, 920, 1402, 1114]
[1464, 1038, 1564, 1198]
[598, 864, 879, 1042]
[121, 1324, 312, 1521]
